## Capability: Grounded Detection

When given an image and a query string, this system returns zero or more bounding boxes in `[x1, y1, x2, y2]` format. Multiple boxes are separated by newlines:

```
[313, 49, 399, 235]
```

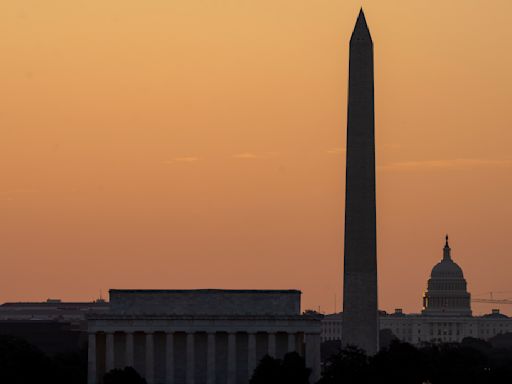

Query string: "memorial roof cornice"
[109, 289, 301, 294]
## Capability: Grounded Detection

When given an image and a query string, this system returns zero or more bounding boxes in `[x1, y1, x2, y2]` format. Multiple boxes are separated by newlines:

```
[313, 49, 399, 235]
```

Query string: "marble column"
[87, 333, 97, 384]
[146, 333, 155, 384]
[267, 332, 276, 358]
[227, 332, 236, 384]
[125, 332, 134, 368]
[305, 333, 321, 383]
[186, 333, 195, 384]
[166, 332, 174, 384]
[247, 332, 257, 380]
[206, 333, 215, 384]
[287, 333, 296, 353]
[106, 333, 115, 373]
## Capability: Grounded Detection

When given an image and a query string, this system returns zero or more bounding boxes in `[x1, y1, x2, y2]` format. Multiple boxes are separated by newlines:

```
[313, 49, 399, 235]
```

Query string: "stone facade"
[322, 309, 512, 344]
[108, 290, 301, 316]
[87, 290, 321, 384]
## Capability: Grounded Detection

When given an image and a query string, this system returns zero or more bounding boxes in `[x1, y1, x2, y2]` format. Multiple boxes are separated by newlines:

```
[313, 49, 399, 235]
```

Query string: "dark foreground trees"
[0, 335, 147, 384]
[0, 335, 55, 384]
[0, 334, 87, 384]
[3, 332, 512, 384]
[103, 367, 147, 384]
[319, 338, 512, 384]
[250, 352, 311, 384]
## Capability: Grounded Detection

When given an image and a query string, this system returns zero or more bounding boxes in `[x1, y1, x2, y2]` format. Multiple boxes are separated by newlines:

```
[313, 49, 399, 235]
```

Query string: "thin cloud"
[232, 152, 279, 159]
[163, 157, 200, 164]
[326, 148, 346, 155]
[0, 188, 39, 201]
[379, 158, 512, 172]
[0, 188, 39, 195]
[233, 152, 258, 159]
[326, 144, 398, 155]
[382, 143, 401, 150]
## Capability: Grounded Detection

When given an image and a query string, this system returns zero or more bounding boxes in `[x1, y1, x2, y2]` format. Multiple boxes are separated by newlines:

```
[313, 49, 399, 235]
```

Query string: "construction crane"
[472, 298, 512, 305]
[472, 291, 512, 305]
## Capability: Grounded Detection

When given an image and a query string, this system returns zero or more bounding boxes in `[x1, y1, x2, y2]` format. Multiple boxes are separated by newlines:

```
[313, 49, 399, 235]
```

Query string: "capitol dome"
[422, 236, 472, 317]
[430, 258, 464, 278]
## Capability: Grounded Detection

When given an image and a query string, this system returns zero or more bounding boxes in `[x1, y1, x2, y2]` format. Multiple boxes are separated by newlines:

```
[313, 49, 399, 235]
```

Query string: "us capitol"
[322, 236, 512, 344]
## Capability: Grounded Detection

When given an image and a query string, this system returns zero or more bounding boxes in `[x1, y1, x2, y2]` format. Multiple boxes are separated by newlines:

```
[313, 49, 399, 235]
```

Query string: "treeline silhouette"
[0, 334, 86, 384]
[2, 333, 512, 383]
[104, 367, 146, 384]
[319, 338, 512, 384]
[250, 352, 310, 384]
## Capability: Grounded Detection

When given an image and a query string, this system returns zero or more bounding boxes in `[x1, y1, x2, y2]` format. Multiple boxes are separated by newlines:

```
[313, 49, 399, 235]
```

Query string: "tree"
[0, 334, 92, 384]
[281, 352, 311, 384]
[52, 346, 88, 384]
[318, 346, 371, 384]
[103, 367, 147, 384]
[318, 340, 512, 384]
[379, 328, 398, 350]
[372, 341, 427, 384]
[321, 339, 342, 362]
[0, 335, 56, 384]
[488, 332, 512, 350]
[250, 355, 282, 384]
[250, 352, 310, 384]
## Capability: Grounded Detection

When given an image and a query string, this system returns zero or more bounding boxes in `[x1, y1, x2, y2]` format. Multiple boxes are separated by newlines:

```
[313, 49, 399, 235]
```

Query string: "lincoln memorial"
[87, 289, 321, 384]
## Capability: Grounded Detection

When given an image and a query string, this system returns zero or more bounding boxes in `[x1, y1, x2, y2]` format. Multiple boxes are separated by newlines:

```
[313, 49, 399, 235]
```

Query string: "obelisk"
[342, 9, 379, 355]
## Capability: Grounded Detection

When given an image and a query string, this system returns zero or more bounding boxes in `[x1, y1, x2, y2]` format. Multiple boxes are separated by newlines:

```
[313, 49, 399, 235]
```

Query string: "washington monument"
[342, 10, 379, 354]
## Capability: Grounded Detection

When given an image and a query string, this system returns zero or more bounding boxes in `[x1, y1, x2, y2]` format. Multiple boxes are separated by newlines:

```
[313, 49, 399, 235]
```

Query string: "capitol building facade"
[322, 237, 512, 344]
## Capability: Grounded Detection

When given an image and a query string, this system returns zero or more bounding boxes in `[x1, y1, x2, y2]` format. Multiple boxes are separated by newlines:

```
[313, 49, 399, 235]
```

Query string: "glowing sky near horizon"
[1, 0, 512, 315]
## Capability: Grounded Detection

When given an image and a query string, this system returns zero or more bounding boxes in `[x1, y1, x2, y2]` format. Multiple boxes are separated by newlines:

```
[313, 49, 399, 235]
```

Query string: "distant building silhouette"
[323, 237, 512, 344]
[342, 9, 379, 355]
[87, 290, 321, 384]
[0, 299, 108, 355]
[0, 299, 109, 323]
[422, 235, 472, 316]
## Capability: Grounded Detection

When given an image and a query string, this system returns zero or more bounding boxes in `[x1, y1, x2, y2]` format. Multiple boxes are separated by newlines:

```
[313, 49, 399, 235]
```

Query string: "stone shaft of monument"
[342, 9, 379, 355]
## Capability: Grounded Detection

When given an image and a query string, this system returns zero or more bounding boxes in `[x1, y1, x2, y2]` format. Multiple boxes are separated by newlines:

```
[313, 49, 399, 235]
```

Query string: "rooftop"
[110, 289, 301, 294]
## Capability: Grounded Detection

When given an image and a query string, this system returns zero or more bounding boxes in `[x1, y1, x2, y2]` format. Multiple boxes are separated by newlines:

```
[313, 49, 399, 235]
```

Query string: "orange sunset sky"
[1, 0, 511, 315]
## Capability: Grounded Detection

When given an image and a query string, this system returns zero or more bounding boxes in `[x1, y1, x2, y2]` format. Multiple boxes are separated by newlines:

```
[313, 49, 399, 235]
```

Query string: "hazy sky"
[1, 0, 511, 315]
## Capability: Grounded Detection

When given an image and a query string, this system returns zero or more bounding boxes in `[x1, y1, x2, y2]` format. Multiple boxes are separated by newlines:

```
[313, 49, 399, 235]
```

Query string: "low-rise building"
[0, 299, 109, 324]
[0, 299, 109, 354]
[322, 309, 512, 344]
